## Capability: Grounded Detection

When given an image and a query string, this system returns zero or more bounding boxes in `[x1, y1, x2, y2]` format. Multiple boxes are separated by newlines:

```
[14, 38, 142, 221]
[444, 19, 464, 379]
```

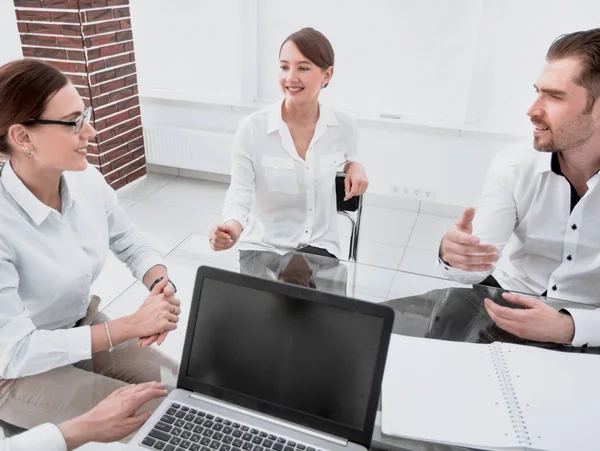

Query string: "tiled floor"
[92, 171, 461, 314]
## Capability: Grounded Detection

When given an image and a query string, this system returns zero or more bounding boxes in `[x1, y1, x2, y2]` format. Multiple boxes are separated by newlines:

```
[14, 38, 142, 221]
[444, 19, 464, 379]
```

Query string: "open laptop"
[126, 265, 394, 451]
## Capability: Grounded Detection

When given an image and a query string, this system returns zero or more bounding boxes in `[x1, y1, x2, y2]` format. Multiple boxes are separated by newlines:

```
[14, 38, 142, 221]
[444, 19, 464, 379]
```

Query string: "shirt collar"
[533, 151, 553, 175]
[266, 98, 339, 135]
[0, 161, 75, 225]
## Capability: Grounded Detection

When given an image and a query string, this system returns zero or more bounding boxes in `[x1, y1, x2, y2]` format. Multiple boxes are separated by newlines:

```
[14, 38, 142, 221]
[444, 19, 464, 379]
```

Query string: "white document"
[381, 335, 600, 451]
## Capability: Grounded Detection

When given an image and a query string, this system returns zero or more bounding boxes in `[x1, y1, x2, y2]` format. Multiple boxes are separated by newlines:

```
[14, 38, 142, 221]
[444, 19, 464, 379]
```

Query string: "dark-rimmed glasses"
[22, 106, 93, 134]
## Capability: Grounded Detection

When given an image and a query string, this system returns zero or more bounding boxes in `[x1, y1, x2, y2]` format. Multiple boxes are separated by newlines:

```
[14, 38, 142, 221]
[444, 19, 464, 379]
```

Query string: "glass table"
[3, 243, 600, 451]
[92, 243, 599, 450]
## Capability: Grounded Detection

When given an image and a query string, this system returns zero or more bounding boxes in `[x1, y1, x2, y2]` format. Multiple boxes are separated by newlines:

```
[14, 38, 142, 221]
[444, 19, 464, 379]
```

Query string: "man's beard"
[533, 112, 593, 153]
[533, 134, 560, 152]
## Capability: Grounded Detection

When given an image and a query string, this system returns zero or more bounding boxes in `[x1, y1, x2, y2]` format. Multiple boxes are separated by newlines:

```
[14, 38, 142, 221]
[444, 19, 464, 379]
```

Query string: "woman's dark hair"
[0, 59, 69, 155]
[280, 27, 335, 88]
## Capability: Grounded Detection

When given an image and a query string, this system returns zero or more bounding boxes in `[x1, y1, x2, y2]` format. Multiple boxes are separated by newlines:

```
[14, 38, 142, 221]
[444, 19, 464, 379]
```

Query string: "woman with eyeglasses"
[0, 59, 179, 434]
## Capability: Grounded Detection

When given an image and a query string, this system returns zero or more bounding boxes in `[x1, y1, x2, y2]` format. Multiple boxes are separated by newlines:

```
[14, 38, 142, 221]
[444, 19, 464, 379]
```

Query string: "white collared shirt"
[222, 100, 359, 257]
[0, 162, 163, 379]
[440, 140, 600, 346]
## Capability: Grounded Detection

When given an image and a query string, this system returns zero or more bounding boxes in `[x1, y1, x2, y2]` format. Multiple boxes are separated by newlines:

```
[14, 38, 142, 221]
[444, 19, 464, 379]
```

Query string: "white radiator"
[143, 126, 234, 175]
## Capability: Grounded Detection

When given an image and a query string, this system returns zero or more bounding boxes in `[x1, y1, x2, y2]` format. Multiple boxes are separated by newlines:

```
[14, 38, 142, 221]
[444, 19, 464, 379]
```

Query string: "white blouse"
[222, 100, 359, 257]
[0, 162, 163, 379]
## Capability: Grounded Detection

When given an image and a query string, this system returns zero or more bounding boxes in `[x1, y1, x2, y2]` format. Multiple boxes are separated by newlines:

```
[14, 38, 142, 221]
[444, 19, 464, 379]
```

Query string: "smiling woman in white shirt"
[209, 27, 369, 260]
[0, 59, 180, 435]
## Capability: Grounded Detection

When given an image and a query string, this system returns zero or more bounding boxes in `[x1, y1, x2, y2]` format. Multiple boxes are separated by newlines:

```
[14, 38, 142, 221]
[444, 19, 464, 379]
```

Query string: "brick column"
[13, 0, 146, 189]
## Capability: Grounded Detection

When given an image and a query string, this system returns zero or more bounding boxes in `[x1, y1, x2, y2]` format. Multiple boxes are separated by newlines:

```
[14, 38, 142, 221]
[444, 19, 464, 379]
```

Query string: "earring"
[321, 83, 326, 89]
[25, 147, 33, 158]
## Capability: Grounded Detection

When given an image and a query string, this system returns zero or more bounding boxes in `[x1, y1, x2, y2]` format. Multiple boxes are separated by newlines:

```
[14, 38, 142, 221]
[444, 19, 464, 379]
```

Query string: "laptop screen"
[180, 270, 392, 446]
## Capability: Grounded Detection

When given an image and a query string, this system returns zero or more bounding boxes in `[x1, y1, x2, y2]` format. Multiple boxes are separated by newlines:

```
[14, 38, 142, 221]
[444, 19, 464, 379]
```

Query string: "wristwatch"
[149, 276, 177, 293]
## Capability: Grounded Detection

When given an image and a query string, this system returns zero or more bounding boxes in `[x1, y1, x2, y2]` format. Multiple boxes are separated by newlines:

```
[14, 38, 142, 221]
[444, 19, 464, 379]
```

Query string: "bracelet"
[104, 321, 114, 353]
[149, 276, 177, 293]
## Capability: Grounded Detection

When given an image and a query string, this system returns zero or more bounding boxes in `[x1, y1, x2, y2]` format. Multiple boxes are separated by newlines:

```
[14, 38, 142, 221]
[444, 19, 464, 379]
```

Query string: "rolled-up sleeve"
[0, 240, 91, 379]
[100, 173, 164, 280]
[1, 423, 67, 451]
[222, 117, 256, 229]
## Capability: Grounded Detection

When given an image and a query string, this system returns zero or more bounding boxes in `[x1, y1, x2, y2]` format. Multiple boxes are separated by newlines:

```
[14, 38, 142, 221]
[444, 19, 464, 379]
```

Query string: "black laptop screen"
[185, 277, 384, 431]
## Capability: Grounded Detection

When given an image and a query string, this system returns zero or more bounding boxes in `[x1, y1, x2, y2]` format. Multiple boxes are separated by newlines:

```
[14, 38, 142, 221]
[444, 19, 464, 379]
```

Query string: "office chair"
[335, 172, 363, 262]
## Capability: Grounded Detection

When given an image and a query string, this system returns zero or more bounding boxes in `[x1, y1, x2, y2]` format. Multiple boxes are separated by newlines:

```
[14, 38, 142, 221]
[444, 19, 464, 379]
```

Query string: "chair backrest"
[335, 172, 360, 211]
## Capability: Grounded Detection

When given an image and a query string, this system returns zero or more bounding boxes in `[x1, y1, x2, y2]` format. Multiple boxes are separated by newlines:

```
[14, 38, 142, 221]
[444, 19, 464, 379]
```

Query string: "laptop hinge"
[190, 393, 348, 447]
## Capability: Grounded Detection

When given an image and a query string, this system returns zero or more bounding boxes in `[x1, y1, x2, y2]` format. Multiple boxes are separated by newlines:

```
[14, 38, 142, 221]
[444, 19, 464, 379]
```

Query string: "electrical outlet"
[391, 184, 436, 201]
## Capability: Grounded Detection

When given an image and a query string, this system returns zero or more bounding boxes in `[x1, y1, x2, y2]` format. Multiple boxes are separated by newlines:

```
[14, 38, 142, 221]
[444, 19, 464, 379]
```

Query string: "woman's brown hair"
[0, 59, 69, 155]
[280, 27, 335, 88]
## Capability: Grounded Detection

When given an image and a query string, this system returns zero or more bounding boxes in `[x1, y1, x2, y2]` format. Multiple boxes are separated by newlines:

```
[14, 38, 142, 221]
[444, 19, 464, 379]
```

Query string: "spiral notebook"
[381, 335, 600, 451]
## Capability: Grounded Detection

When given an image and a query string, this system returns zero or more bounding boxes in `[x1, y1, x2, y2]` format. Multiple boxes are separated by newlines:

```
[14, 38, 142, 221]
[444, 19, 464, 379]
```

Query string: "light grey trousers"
[0, 297, 178, 431]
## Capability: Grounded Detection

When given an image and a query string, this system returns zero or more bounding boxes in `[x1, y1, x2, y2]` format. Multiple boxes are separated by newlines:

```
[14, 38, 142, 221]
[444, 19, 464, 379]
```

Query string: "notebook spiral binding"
[489, 344, 533, 447]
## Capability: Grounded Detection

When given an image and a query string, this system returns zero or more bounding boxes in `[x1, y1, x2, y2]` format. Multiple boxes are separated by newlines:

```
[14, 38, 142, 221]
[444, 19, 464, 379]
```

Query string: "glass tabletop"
[93, 242, 599, 451]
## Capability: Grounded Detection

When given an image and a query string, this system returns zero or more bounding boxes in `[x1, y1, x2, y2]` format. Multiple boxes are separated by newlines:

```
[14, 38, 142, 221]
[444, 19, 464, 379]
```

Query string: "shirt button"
[566, 255, 572, 261]
[305, 230, 309, 233]
[552, 284, 557, 291]
[571, 224, 578, 230]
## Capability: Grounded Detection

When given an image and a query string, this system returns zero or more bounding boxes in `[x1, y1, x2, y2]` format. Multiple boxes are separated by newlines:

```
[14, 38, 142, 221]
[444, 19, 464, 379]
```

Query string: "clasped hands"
[127, 277, 182, 347]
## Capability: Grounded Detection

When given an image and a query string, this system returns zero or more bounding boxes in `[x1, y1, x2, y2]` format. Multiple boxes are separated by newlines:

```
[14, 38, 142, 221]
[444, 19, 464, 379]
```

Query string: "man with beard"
[439, 29, 600, 347]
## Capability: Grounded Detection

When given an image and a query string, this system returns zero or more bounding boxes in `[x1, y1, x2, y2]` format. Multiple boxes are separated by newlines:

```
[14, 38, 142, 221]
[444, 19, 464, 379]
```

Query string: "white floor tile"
[145, 177, 227, 214]
[406, 214, 455, 251]
[116, 197, 138, 209]
[352, 264, 398, 299]
[398, 248, 447, 278]
[171, 234, 241, 269]
[358, 205, 418, 247]
[101, 281, 146, 318]
[356, 240, 405, 270]
[91, 253, 136, 311]
[117, 173, 176, 202]
[199, 214, 222, 234]
[124, 201, 215, 255]
[387, 271, 464, 299]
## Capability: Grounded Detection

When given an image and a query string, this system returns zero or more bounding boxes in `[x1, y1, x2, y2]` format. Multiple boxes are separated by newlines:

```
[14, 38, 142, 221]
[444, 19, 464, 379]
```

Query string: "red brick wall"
[13, 0, 146, 189]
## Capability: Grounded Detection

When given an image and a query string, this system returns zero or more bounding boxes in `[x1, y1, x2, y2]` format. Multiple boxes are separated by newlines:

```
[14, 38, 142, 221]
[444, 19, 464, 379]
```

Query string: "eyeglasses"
[22, 106, 93, 135]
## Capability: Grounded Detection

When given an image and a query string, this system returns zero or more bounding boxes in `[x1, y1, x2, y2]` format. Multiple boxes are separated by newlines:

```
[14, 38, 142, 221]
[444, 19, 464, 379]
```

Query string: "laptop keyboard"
[140, 402, 326, 451]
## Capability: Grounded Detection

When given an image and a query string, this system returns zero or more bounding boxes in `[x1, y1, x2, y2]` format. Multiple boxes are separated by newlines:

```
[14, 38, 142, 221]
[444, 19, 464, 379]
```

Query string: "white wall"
[468, 0, 600, 136]
[0, 0, 22, 66]
[132, 0, 598, 209]
[130, 0, 257, 103]
[257, 0, 481, 123]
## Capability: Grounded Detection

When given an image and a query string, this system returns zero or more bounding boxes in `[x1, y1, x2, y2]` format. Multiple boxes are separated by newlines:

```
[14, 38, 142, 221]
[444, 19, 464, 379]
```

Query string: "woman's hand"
[344, 162, 369, 200]
[58, 382, 168, 450]
[137, 281, 180, 347]
[129, 278, 180, 339]
[209, 220, 242, 251]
